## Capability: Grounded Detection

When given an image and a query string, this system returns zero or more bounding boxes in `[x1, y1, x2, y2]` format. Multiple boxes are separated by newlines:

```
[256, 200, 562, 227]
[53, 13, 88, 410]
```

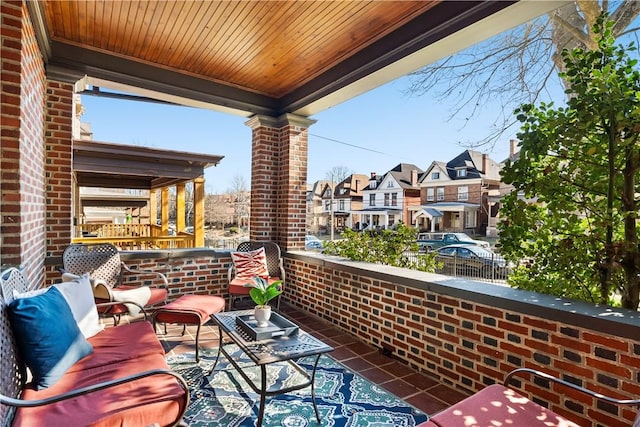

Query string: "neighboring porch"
[410, 202, 482, 234]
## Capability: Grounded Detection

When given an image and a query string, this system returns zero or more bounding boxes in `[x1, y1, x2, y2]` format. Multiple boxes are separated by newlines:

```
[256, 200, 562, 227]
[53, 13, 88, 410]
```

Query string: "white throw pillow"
[111, 287, 151, 316]
[13, 273, 104, 339]
[53, 274, 104, 338]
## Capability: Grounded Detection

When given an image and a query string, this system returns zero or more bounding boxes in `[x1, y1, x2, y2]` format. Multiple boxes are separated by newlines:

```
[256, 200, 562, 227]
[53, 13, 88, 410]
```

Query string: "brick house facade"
[413, 150, 501, 236]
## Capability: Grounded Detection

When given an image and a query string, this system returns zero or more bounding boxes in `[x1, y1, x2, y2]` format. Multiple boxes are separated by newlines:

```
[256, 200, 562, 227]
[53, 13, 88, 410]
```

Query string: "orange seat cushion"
[15, 353, 186, 427]
[154, 294, 226, 325]
[419, 384, 580, 427]
[229, 276, 282, 295]
[68, 322, 164, 373]
[96, 286, 167, 316]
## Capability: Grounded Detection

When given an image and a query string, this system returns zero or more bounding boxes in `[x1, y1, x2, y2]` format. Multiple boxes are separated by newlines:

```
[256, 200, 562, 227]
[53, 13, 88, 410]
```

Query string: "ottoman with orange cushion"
[152, 294, 226, 361]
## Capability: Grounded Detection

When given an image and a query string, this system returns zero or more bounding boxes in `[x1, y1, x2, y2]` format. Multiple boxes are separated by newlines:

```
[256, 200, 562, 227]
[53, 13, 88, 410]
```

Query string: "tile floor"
[154, 301, 470, 418]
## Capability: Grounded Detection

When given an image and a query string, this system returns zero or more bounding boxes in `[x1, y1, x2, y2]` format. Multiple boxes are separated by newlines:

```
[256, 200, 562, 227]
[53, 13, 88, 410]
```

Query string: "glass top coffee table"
[209, 310, 333, 427]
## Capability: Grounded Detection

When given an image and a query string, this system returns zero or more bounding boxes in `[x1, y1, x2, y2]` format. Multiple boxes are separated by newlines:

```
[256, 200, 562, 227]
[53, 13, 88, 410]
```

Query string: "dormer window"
[432, 172, 440, 180]
[456, 169, 467, 178]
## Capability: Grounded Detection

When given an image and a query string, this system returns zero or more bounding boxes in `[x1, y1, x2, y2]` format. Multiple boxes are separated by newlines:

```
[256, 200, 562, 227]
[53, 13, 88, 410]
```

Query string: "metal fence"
[404, 251, 510, 285]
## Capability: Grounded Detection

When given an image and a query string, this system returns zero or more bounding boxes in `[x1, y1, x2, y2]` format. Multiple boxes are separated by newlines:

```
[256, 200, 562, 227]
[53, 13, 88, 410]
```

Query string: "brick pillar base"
[245, 114, 315, 250]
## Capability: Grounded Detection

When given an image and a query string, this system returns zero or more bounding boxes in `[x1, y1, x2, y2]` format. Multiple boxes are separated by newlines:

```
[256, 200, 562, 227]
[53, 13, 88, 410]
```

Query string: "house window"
[339, 200, 345, 210]
[391, 193, 397, 206]
[437, 187, 445, 201]
[457, 168, 467, 177]
[324, 200, 330, 210]
[369, 194, 376, 206]
[458, 186, 468, 201]
[464, 211, 476, 228]
[427, 188, 434, 201]
[384, 193, 390, 206]
[432, 172, 440, 180]
[387, 181, 393, 188]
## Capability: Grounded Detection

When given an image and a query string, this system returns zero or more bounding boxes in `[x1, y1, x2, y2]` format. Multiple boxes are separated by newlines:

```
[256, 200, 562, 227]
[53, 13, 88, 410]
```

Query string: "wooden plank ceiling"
[31, 1, 522, 117]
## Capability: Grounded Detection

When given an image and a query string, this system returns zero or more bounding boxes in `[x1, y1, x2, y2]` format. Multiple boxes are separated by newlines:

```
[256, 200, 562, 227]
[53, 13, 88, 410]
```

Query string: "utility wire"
[309, 133, 392, 156]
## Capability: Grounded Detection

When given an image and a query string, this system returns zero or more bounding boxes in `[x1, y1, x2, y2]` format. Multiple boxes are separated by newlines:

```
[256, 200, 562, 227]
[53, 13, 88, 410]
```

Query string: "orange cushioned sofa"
[0, 268, 189, 427]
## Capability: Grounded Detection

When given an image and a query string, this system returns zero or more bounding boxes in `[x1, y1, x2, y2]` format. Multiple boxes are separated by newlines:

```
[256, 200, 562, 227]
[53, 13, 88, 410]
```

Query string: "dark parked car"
[435, 244, 509, 280]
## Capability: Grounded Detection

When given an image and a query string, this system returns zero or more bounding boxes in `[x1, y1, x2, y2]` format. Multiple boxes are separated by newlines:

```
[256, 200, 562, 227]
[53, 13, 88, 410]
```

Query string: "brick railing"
[46, 249, 639, 426]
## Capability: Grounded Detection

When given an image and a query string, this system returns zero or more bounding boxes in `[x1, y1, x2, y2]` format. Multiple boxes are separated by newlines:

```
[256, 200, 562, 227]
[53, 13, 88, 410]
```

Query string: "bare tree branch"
[406, 1, 640, 148]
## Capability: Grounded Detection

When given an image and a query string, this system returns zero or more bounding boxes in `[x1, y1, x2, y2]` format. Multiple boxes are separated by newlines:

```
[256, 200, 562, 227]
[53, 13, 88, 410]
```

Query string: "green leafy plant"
[499, 15, 640, 309]
[323, 222, 440, 272]
[244, 277, 283, 306]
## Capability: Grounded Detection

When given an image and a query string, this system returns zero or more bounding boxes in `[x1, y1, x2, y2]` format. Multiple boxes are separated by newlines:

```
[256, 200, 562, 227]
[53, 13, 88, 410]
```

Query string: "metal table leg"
[257, 364, 268, 427]
[206, 325, 223, 376]
[310, 354, 322, 423]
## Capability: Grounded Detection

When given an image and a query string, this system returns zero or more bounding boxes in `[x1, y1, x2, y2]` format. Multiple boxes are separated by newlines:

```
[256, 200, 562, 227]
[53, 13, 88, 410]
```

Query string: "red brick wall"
[74, 248, 640, 425]
[1, 1, 47, 286]
[283, 253, 640, 427]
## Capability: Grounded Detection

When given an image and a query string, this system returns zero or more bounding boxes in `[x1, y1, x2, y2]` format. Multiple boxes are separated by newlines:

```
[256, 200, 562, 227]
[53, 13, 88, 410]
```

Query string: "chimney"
[370, 172, 376, 179]
[482, 154, 488, 174]
[411, 169, 418, 186]
[510, 139, 518, 157]
[370, 172, 377, 189]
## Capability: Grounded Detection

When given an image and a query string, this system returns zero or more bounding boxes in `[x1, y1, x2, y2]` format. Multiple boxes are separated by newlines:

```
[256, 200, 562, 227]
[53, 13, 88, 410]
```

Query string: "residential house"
[486, 139, 521, 237]
[412, 150, 501, 235]
[319, 174, 369, 232]
[353, 164, 422, 230]
[306, 180, 332, 234]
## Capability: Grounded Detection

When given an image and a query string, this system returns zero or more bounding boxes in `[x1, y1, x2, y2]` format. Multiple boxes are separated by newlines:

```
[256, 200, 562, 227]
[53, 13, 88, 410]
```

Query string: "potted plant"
[244, 277, 282, 327]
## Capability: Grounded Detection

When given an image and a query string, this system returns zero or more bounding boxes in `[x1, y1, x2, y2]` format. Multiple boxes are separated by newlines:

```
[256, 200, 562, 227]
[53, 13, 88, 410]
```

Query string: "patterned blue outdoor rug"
[167, 346, 429, 427]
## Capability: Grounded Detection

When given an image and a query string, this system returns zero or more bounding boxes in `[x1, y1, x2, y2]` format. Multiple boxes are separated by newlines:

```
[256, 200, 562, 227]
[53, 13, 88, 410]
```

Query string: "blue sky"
[80, 74, 526, 195]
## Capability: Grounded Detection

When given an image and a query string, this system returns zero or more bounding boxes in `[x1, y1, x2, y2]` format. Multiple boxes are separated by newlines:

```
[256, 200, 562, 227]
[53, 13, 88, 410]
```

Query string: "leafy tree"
[499, 16, 640, 310]
[407, 1, 640, 146]
[323, 222, 440, 272]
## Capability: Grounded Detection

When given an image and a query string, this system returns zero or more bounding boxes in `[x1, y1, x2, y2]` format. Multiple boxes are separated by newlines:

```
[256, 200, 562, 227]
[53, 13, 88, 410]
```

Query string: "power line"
[309, 133, 392, 156]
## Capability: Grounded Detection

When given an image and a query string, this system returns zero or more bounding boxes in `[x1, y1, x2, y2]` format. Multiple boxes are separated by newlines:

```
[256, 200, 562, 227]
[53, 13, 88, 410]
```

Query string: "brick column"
[1, 2, 48, 286]
[44, 80, 74, 263]
[245, 114, 315, 250]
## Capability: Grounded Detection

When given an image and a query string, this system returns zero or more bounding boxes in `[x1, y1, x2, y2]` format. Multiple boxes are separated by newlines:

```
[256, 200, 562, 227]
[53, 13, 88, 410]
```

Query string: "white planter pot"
[254, 305, 272, 327]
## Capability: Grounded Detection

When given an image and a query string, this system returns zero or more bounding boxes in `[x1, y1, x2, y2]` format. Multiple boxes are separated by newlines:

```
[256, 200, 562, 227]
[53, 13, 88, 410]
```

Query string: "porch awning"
[352, 208, 402, 216]
[418, 202, 480, 213]
[414, 207, 443, 220]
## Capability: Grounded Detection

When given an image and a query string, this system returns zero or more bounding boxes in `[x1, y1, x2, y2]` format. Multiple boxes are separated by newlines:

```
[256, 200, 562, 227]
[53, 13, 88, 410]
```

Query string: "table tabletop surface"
[212, 309, 334, 365]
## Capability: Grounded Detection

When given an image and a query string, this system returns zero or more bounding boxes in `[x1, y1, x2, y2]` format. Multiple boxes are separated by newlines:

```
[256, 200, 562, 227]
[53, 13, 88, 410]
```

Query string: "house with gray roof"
[351, 163, 422, 231]
[411, 150, 501, 235]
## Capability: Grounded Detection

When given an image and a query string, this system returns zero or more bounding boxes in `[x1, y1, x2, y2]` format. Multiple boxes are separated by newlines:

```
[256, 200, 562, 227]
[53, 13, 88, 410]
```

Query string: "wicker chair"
[228, 241, 285, 310]
[61, 243, 168, 323]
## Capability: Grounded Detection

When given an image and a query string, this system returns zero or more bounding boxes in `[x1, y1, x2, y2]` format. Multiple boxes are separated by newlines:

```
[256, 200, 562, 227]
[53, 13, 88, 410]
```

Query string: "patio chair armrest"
[120, 262, 169, 288]
[228, 264, 236, 282]
[504, 368, 640, 406]
[278, 258, 285, 284]
[0, 369, 189, 422]
[95, 301, 148, 320]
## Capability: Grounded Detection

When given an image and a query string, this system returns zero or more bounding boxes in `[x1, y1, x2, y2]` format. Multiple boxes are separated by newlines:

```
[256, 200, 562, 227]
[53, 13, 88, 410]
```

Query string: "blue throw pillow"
[8, 286, 93, 390]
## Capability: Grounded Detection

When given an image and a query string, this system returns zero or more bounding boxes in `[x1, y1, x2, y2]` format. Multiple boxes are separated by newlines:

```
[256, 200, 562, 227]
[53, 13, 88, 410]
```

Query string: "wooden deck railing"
[71, 235, 195, 250]
[74, 224, 194, 249]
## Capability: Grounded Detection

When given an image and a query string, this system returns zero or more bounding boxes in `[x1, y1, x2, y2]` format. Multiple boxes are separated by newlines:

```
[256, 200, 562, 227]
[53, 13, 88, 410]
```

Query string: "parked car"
[435, 244, 509, 280]
[305, 235, 323, 250]
[417, 232, 489, 252]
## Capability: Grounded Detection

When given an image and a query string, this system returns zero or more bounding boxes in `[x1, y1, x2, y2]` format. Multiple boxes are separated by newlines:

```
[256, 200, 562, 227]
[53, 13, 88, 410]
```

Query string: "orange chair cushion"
[15, 353, 186, 427]
[229, 276, 282, 295]
[154, 294, 226, 325]
[68, 322, 164, 373]
[96, 286, 167, 316]
[419, 384, 580, 427]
